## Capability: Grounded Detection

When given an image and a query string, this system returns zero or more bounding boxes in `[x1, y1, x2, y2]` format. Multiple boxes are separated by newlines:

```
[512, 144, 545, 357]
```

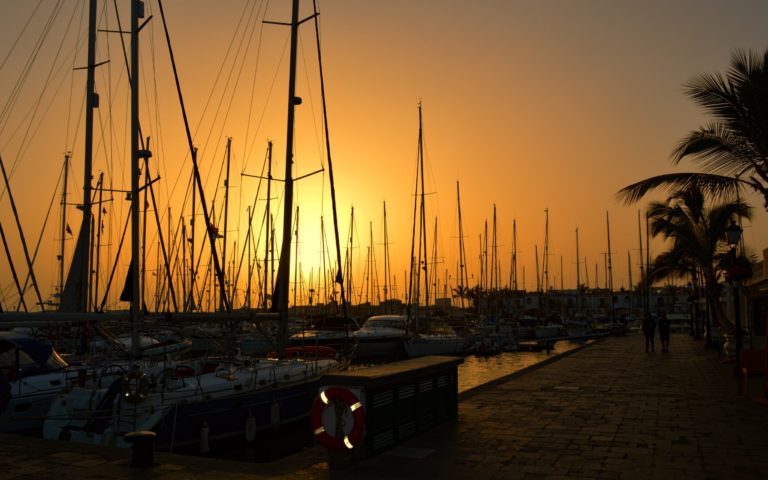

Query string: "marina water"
[458, 339, 585, 393]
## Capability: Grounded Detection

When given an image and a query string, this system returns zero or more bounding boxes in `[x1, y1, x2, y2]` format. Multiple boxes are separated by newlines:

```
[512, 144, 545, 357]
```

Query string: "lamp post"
[691, 274, 700, 340]
[725, 220, 743, 379]
[687, 280, 694, 337]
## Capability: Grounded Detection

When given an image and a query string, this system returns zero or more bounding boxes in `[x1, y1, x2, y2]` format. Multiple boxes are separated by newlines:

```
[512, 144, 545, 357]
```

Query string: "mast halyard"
[311, 0, 349, 322]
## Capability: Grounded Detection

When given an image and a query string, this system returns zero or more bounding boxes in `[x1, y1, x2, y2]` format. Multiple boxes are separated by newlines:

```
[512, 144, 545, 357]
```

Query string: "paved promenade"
[2, 333, 768, 479]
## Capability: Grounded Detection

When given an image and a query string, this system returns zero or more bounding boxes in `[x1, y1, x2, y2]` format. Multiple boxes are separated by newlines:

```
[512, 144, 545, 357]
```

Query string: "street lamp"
[691, 274, 700, 340]
[725, 220, 743, 379]
[687, 280, 694, 337]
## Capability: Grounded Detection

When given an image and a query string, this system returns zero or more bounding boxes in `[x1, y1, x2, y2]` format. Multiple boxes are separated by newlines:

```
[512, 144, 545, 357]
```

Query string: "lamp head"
[725, 220, 742, 248]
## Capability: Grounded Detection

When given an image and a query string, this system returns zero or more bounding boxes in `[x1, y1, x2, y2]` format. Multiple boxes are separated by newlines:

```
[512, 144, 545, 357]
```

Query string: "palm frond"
[616, 173, 742, 205]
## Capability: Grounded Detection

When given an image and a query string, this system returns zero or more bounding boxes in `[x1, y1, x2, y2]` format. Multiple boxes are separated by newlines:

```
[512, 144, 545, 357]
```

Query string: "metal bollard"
[124, 430, 157, 468]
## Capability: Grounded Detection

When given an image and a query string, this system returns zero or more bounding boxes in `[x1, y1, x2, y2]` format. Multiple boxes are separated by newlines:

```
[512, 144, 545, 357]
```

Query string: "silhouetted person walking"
[642, 312, 656, 352]
[658, 311, 671, 352]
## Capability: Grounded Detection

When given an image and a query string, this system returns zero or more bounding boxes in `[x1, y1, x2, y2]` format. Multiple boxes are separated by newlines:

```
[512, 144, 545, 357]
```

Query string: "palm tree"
[618, 48, 768, 210]
[644, 185, 751, 346]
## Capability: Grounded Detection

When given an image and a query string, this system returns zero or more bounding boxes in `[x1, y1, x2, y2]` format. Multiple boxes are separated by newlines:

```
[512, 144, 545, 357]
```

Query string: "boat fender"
[270, 399, 280, 428]
[245, 411, 256, 442]
[199, 420, 210, 454]
[121, 368, 150, 404]
[310, 387, 366, 451]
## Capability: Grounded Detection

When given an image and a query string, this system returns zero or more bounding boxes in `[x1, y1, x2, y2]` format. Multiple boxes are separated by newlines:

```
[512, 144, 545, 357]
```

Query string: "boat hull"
[45, 359, 342, 452]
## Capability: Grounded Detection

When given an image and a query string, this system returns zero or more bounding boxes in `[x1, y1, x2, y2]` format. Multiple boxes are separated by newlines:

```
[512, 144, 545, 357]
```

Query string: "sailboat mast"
[274, 0, 300, 350]
[431, 217, 438, 313]
[294, 206, 300, 311]
[189, 172, 195, 311]
[512, 219, 517, 291]
[491, 204, 497, 291]
[368, 221, 373, 306]
[456, 182, 468, 307]
[130, 0, 142, 357]
[79, 0, 97, 312]
[264, 141, 272, 309]
[246, 206, 252, 308]
[346, 207, 354, 305]
[182, 221, 187, 311]
[575, 227, 580, 313]
[383, 201, 391, 312]
[418, 105, 429, 324]
[543, 208, 549, 294]
[59, 153, 70, 302]
[606, 211, 614, 322]
[93, 172, 104, 310]
[483, 221, 487, 291]
[222, 137, 231, 309]
[407, 119, 419, 318]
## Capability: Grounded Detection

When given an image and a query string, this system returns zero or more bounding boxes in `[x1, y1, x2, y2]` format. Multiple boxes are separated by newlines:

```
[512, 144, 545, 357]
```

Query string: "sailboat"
[43, 0, 348, 451]
[401, 104, 464, 358]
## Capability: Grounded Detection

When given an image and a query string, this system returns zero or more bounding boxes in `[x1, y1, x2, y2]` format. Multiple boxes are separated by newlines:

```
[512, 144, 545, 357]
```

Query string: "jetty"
[2, 333, 768, 479]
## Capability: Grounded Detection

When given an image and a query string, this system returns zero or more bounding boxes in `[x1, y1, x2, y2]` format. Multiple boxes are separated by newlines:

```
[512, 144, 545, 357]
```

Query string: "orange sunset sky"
[0, 0, 766, 310]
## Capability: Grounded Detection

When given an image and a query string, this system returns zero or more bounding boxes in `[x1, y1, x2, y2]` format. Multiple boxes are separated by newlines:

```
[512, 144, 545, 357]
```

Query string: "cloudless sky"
[0, 0, 766, 309]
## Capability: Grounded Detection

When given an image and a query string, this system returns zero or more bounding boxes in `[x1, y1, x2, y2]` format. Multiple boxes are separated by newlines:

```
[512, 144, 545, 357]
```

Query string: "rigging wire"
[242, 0, 270, 172]
[0, 1, 81, 184]
[0, 0, 45, 75]
[196, 0, 260, 200]
[0, 0, 63, 132]
[15, 162, 65, 309]
[64, 1, 87, 150]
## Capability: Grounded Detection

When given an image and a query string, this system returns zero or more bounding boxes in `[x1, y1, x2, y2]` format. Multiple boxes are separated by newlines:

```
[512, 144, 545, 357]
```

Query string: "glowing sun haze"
[0, 0, 766, 309]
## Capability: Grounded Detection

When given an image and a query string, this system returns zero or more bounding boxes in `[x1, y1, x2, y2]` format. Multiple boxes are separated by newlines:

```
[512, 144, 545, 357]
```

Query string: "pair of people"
[642, 312, 671, 352]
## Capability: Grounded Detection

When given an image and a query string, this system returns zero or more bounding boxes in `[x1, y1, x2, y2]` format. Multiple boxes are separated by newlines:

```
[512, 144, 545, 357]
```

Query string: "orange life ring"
[121, 369, 150, 404]
[310, 387, 365, 450]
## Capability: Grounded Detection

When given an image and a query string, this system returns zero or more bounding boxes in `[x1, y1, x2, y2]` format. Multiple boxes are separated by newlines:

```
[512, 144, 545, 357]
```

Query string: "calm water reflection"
[458, 339, 586, 393]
